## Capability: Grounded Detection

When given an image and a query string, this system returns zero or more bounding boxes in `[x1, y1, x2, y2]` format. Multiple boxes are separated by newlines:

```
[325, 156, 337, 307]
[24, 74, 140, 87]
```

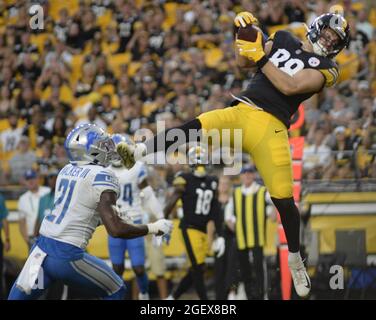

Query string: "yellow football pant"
[180, 228, 208, 266]
[198, 102, 293, 199]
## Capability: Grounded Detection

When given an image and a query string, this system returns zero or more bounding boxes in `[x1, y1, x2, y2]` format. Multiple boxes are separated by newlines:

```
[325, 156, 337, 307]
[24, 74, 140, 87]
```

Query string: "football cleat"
[289, 259, 311, 298]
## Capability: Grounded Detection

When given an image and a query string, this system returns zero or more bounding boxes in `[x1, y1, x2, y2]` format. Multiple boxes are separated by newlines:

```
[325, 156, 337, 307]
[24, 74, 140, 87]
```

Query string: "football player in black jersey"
[117, 12, 350, 298]
[164, 146, 223, 300]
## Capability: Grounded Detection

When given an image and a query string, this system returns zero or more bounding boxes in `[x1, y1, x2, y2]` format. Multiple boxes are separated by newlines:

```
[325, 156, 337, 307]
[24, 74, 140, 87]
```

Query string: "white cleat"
[116, 142, 146, 169]
[138, 292, 150, 300]
[289, 259, 311, 298]
[164, 294, 175, 300]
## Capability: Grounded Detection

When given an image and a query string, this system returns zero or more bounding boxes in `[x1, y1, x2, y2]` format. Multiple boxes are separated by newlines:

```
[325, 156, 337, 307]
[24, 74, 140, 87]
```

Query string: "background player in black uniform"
[164, 146, 223, 300]
[117, 12, 350, 298]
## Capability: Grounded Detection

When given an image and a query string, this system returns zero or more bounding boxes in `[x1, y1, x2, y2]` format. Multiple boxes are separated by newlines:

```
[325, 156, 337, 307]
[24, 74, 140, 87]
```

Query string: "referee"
[225, 164, 274, 299]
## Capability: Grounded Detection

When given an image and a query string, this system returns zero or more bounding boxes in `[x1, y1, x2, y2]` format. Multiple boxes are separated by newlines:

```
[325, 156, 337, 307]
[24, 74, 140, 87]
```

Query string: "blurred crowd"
[0, 0, 375, 187]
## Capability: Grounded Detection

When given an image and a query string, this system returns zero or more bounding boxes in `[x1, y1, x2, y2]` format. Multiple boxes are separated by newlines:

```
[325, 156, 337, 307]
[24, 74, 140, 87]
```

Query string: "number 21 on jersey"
[46, 178, 76, 224]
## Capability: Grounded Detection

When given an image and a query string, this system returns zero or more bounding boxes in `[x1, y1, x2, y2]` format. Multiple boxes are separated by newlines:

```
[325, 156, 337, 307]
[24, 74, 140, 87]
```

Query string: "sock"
[136, 273, 149, 294]
[191, 264, 208, 300]
[173, 270, 193, 299]
[271, 197, 301, 253]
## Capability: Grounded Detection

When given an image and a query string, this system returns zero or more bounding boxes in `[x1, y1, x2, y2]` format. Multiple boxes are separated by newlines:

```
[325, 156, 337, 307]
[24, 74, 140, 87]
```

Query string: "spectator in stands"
[94, 55, 115, 86]
[15, 84, 40, 122]
[74, 62, 97, 97]
[348, 17, 369, 56]
[0, 85, 15, 118]
[356, 9, 374, 41]
[303, 128, 332, 178]
[16, 53, 41, 83]
[22, 107, 52, 149]
[14, 32, 38, 55]
[95, 93, 117, 126]
[34, 168, 59, 236]
[284, 0, 307, 23]
[7, 136, 37, 184]
[0, 67, 19, 97]
[0, 192, 10, 300]
[329, 96, 351, 127]
[17, 169, 50, 249]
[259, 0, 287, 27]
[75, 106, 107, 129]
[65, 22, 85, 52]
[0, 110, 22, 158]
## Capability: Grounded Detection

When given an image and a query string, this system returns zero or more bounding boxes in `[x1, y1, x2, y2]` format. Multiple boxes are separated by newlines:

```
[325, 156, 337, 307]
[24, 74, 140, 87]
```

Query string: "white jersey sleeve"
[137, 163, 147, 185]
[91, 169, 120, 203]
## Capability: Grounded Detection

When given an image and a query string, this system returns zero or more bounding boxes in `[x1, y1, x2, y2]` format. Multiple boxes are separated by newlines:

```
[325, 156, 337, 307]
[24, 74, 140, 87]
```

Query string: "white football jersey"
[39, 164, 120, 249]
[109, 161, 147, 222]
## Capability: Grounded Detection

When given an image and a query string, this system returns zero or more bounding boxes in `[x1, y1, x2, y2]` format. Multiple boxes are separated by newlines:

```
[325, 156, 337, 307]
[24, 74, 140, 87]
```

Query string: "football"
[237, 24, 265, 46]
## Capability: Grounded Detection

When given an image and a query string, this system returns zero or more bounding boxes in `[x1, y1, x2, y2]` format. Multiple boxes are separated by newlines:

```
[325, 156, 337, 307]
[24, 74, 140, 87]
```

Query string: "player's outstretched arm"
[98, 191, 172, 238]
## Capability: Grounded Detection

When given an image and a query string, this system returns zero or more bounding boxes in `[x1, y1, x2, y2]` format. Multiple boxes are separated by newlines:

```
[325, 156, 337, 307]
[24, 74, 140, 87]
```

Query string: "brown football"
[237, 24, 264, 45]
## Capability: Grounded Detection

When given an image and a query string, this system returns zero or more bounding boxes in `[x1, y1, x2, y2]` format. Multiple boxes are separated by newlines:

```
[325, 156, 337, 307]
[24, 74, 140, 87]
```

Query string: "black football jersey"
[232, 30, 339, 128]
[173, 172, 219, 232]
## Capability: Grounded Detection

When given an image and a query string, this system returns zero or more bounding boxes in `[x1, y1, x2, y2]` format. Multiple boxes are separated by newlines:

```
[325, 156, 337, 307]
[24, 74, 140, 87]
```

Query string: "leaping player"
[116, 12, 350, 298]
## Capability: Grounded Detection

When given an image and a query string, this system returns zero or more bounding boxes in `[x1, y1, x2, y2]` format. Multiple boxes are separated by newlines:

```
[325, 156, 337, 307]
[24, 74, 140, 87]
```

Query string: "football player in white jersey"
[8, 124, 173, 300]
[108, 134, 165, 300]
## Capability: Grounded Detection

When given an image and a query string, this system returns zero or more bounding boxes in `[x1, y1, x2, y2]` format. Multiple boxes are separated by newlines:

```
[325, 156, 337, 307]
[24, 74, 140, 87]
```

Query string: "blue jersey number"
[122, 183, 133, 206]
[46, 178, 76, 224]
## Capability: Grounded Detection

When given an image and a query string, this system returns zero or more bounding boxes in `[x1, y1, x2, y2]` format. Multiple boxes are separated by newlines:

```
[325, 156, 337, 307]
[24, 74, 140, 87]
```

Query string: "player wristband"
[256, 55, 269, 69]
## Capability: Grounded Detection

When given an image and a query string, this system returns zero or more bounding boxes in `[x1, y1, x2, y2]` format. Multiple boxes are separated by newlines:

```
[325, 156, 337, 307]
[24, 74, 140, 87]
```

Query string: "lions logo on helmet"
[306, 13, 350, 58]
[64, 123, 117, 167]
[111, 134, 133, 167]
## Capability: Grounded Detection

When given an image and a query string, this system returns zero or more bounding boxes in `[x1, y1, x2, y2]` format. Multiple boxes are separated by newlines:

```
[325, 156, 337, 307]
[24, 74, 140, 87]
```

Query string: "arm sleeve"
[137, 163, 148, 185]
[318, 66, 339, 87]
